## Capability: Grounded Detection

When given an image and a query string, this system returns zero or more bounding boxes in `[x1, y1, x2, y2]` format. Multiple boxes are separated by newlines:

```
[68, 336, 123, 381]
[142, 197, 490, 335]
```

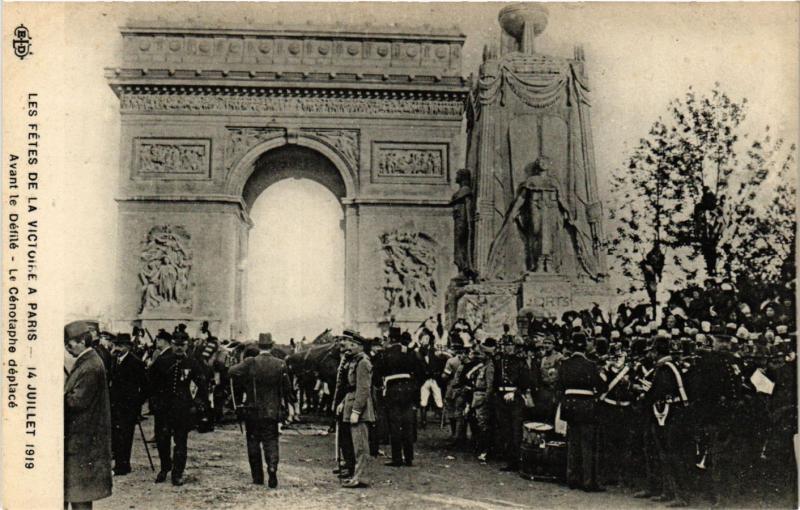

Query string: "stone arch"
[226, 133, 357, 201]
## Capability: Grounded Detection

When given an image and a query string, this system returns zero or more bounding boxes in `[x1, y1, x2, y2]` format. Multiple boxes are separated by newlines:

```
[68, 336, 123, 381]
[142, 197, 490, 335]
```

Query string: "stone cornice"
[118, 23, 466, 80]
[106, 69, 469, 94]
[112, 85, 467, 119]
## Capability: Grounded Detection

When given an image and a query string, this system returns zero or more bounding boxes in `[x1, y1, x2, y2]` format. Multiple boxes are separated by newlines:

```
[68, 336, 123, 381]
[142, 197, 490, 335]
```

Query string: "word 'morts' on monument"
[106, 21, 469, 338]
[449, 4, 609, 333]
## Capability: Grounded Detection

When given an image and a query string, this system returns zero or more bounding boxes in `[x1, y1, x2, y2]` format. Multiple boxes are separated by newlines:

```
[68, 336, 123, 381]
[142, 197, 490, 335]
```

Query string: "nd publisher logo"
[12, 24, 32, 60]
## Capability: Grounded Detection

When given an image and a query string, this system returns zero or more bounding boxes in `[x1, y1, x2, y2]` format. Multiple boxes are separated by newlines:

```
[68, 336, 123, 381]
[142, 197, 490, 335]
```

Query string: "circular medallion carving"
[288, 42, 301, 55]
[405, 45, 419, 57]
[376, 45, 389, 57]
[347, 44, 360, 56]
[198, 41, 211, 53]
[169, 40, 181, 52]
[139, 40, 151, 51]
[435, 46, 448, 59]
[258, 41, 271, 54]
[229, 41, 242, 53]
[318, 43, 330, 55]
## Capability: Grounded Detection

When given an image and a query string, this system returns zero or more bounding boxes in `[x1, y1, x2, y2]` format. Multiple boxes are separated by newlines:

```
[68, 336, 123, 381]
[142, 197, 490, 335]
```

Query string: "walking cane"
[137, 418, 155, 472]
[230, 378, 244, 435]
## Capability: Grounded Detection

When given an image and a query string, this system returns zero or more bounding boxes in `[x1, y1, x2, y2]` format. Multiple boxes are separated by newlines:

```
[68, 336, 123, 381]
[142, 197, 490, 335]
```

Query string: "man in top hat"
[64, 321, 112, 509]
[229, 332, 291, 488]
[372, 326, 423, 467]
[340, 330, 376, 489]
[147, 330, 208, 486]
[493, 334, 533, 472]
[557, 332, 606, 492]
[109, 333, 147, 476]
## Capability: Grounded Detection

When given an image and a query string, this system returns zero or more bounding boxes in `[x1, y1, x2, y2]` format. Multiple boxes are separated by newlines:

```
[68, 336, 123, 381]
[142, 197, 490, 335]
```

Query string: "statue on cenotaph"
[451, 168, 476, 280]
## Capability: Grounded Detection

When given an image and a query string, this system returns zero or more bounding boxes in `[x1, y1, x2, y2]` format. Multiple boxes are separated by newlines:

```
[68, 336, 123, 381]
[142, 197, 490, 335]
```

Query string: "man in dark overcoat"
[110, 333, 147, 475]
[229, 333, 292, 488]
[64, 320, 113, 509]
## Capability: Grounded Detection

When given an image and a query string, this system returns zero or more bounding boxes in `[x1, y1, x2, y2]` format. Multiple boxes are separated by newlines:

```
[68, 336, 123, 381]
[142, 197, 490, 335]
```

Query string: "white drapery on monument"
[465, 4, 607, 282]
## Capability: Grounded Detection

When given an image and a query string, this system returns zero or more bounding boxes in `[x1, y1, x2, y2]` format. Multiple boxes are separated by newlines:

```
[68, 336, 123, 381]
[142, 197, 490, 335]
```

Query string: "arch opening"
[242, 146, 346, 342]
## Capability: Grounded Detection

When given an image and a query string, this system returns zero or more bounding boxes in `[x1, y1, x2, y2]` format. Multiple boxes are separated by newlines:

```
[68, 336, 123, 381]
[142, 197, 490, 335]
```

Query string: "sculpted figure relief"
[380, 231, 438, 313]
[451, 169, 476, 279]
[486, 157, 575, 280]
[138, 225, 193, 312]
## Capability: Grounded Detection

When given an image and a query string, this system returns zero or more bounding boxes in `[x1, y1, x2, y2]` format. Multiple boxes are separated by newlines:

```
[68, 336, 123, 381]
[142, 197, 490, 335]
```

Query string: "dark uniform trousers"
[245, 418, 279, 483]
[386, 402, 415, 464]
[154, 412, 191, 478]
[494, 398, 524, 467]
[566, 418, 600, 488]
[652, 407, 692, 502]
[599, 405, 635, 485]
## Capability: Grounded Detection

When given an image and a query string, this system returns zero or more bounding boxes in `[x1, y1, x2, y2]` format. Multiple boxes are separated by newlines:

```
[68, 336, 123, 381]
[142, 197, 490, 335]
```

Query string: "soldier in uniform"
[109, 333, 146, 476]
[332, 336, 356, 480]
[467, 339, 496, 462]
[557, 332, 606, 492]
[493, 335, 533, 472]
[597, 337, 635, 487]
[644, 333, 692, 507]
[147, 330, 208, 486]
[373, 327, 422, 467]
[533, 334, 563, 422]
[341, 330, 376, 489]
[691, 333, 743, 505]
[229, 333, 291, 488]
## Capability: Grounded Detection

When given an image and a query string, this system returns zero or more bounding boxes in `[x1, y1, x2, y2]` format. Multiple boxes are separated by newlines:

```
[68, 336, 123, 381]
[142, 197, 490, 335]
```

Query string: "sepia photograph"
[1, 2, 799, 509]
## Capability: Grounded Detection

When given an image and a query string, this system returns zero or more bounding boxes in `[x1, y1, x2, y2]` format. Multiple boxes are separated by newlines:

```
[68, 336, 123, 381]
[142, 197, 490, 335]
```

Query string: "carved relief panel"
[380, 231, 439, 315]
[138, 225, 193, 313]
[134, 138, 211, 180]
[371, 142, 448, 184]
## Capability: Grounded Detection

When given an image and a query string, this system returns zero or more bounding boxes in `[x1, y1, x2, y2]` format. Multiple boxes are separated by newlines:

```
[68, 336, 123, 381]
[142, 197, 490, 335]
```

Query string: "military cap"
[342, 328, 369, 345]
[482, 337, 498, 351]
[652, 335, 670, 354]
[172, 331, 189, 345]
[571, 332, 588, 350]
[155, 329, 172, 342]
[258, 332, 274, 349]
[64, 320, 99, 342]
[113, 333, 133, 346]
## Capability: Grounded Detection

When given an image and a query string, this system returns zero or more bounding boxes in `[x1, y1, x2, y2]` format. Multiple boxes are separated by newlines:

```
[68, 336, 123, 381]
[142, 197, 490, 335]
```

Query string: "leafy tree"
[609, 84, 796, 297]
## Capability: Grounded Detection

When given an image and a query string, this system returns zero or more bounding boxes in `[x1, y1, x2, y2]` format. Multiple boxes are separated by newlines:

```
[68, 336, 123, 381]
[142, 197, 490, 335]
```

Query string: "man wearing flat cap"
[147, 330, 208, 486]
[110, 333, 147, 476]
[63, 321, 112, 509]
[229, 333, 291, 488]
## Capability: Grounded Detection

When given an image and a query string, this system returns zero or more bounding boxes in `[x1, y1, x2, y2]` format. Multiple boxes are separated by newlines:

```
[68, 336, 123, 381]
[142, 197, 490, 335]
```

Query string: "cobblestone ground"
[97, 417, 791, 510]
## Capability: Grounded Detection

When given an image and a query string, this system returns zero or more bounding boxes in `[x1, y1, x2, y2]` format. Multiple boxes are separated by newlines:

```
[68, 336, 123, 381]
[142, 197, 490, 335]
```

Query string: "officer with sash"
[644, 332, 691, 507]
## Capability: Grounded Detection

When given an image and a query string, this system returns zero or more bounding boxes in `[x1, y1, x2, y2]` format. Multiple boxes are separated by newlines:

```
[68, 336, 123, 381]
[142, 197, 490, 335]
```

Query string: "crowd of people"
[63, 278, 797, 508]
[331, 278, 798, 506]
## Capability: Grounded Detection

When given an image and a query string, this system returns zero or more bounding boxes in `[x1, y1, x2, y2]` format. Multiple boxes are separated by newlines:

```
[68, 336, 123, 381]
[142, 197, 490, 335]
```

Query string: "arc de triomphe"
[106, 21, 468, 338]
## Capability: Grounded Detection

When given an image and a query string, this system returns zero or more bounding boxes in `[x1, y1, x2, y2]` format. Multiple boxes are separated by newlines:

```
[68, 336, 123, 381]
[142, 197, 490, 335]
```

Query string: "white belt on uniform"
[564, 389, 595, 397]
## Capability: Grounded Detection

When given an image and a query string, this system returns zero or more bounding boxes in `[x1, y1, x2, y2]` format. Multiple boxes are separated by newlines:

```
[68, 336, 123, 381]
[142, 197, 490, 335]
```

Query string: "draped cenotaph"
[448, 4, 610, 335]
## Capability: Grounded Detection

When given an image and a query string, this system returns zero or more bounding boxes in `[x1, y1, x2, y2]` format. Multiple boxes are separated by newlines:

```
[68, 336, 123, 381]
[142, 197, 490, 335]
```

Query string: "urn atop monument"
[498, 3, 548, 54]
